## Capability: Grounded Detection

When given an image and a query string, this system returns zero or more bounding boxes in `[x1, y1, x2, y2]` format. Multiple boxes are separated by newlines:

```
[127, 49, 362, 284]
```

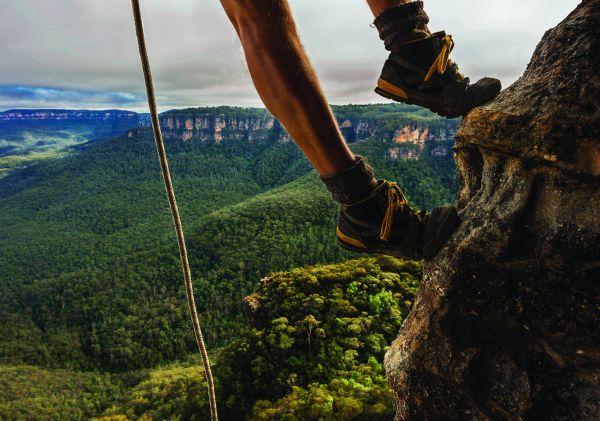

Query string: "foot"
[336, 180, 459, 259]
[375, 32, 501, 118]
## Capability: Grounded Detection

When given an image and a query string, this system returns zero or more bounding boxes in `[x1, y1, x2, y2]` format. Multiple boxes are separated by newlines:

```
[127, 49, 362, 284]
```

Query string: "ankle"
[373, 1, 431, 50]
[320, 156, 379, 205]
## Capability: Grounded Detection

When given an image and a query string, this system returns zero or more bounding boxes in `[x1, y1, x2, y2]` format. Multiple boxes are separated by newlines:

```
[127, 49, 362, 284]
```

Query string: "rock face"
[157, 110, 290, 143]
[384, 2, 600, 420]
[338, 118, 378, 142]
[155, 111, 382, 145]
[138, 107, 457, 156]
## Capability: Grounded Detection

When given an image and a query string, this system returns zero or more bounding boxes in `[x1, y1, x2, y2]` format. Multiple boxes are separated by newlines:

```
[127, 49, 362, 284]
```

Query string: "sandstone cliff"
[134, 106, 458, 160]
[1, 105, 458, 162]
[156, 109, 287, 143]
[152, 110, 383, 144]
[384, 1, 599, 419]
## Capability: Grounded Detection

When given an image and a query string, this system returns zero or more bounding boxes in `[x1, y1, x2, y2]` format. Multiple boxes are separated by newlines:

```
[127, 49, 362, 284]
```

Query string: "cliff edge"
[384, 1, 600, 419]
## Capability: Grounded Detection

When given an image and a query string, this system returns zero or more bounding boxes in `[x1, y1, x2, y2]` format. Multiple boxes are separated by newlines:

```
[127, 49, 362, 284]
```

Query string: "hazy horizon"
[0, 101, 420, 113]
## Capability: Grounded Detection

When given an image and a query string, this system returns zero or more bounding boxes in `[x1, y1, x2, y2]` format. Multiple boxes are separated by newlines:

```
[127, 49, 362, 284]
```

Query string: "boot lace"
[380, 182, 427, 241]
[380, 182, 407, 241]
[424, 34, 465, 82]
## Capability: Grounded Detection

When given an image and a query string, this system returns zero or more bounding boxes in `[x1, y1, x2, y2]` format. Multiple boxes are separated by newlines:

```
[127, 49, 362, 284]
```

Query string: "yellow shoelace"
[380, 182, 408, 241]
[423, 34, 464, 82]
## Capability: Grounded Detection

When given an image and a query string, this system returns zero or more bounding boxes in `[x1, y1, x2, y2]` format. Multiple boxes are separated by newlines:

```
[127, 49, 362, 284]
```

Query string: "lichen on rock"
[384, 1, 600, 419]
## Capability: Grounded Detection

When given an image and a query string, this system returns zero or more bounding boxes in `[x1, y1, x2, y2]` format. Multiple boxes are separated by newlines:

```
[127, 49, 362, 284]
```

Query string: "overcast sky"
[0, 0, 579, 112]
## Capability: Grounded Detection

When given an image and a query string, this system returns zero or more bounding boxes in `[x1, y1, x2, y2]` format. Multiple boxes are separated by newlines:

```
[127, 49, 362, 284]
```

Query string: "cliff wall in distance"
[136, 104, 459, 161]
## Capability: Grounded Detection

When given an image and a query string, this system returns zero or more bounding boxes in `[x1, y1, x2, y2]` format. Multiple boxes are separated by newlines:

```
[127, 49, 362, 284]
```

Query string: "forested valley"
[0, 104, 457, 419]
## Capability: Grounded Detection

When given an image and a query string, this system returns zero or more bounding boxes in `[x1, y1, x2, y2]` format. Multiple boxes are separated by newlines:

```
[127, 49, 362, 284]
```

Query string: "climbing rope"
[130, 1, 218, 419]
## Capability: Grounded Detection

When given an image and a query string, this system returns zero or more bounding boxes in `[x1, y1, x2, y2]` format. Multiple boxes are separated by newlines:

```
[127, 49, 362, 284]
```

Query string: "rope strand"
[130, 1, 218, 419]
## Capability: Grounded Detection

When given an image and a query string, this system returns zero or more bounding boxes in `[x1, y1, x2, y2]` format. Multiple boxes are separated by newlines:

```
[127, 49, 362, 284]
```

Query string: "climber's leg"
[368, 1, 502, 118]
[219, 0, 354, 176]
[219, 0, 459, 259]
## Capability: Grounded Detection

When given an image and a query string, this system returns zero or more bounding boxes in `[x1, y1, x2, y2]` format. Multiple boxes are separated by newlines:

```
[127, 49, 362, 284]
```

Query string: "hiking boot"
[375, 31, 502, 118]
[320, 156, 459, 259]
[372, 1, 501, 118]
[336, 179, 460, 259]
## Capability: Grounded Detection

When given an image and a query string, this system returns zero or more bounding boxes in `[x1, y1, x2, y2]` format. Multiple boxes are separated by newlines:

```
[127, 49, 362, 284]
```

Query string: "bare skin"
[366, 0, 410, 17]
[219, 0, 408, 176]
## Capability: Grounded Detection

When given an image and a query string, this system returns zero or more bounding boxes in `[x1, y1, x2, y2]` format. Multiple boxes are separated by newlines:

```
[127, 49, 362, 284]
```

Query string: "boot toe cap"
[470, 77, 502, 107]
[422, 206, 460, 258]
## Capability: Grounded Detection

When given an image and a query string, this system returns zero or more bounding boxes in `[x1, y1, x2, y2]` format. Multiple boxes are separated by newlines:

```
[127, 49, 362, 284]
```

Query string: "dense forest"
[0, 104, 457, 418]
[1, 256, 419, 420]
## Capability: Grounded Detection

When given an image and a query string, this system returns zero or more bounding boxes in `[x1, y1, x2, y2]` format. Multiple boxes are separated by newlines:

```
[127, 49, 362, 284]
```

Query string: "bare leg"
[220, 0, 355, 176]
[365, 0, 411, 17]
[219, 0, 461, 260]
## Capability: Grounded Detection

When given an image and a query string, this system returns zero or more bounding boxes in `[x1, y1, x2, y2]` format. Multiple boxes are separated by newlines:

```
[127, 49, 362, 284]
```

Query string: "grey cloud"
[0, 0, 580, 111]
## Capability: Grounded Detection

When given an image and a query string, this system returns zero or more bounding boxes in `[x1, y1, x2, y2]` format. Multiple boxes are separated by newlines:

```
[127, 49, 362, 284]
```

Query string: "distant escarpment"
[385, 1, 599, 420]
[155, 107, 287, 143]
[0, 109, 147, 124]
[126, 104, 459, 160]
[0, 104, 459, 161]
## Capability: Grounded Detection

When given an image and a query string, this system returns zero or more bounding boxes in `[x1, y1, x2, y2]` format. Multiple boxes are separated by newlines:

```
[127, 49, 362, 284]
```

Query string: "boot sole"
[336, 208, 460, 260]
[375, 78, 462, 119]
[337, 235, 424, 260]
[337, 238, 373, 254]
[336, 227, 423, 260]
[375, 78, 501, 119]
[336, 226, 372, 254]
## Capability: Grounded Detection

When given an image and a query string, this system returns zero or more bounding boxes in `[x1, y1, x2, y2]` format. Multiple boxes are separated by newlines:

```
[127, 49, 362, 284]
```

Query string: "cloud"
[0, 0, 579, 111]
[0, 85, 143, 110]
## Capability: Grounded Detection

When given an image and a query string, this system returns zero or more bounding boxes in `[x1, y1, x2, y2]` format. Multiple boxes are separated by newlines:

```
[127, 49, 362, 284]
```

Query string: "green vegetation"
[0, 150, 68, 179]
[0, 104, 458, 418]
[0, 365, 122, 420]
[1, 257, 416, 420]
[0, 133, 311, 370]
[212, 256, 418, 419]
[0, 110, 145, 175]
[164, 106, 271, 119]
[0, 133, 452, 371]
[0, 129, 454, 372]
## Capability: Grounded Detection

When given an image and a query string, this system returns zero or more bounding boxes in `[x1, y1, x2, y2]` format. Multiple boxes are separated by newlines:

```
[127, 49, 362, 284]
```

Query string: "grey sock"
[373, 1, 431, 50]
[320, 156, 378, 205]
